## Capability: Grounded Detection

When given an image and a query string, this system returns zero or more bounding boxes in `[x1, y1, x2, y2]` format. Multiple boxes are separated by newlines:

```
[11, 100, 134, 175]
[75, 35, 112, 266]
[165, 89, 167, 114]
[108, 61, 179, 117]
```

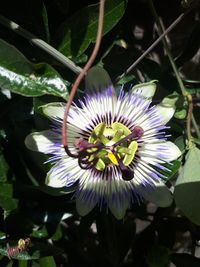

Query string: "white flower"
[25, 82, 181, 219]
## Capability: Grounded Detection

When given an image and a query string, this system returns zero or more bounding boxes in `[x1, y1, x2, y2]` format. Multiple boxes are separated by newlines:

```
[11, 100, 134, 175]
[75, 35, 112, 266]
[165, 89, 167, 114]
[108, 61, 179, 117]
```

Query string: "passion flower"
[25, 82, 181, 219]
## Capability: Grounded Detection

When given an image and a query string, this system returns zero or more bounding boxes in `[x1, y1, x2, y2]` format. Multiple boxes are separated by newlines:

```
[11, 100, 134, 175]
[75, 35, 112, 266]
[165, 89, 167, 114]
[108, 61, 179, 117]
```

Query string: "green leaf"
[175, 136, 186, 153]
[85, 66, 113, 91]
[58, 0, 125, 58]
[31, 226, 48, 239]
[42, 2, 50, 43]
[161, 92, 187, 120]
[39, 256, 57, 267]
[116, 74, 136, 85]
[141, 182, 173, 208]
[0, 39, 32, 74]
[160, 160, 181, 181]
[18, 261, 28, 267]
[0, 183, 18, 215]
[161, 91, 179, 107]
[192, 137, 200, 145]
[174, 146, 200, 225]
[0, 39, 69, 99]
[51, 225, 62, 241]
[174, 109, 187, 119]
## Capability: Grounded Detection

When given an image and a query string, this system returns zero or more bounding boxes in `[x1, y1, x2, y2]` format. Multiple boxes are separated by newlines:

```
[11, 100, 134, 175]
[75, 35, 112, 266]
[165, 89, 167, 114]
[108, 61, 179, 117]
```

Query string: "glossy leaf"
[58, 0, 125, 58]
[0, 39, 69, 99]
[174, 146, 200, 225]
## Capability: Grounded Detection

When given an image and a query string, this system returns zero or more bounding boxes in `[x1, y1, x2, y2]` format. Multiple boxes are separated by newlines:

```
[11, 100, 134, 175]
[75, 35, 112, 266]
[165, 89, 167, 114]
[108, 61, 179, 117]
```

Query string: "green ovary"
[88, 122, 138, 171]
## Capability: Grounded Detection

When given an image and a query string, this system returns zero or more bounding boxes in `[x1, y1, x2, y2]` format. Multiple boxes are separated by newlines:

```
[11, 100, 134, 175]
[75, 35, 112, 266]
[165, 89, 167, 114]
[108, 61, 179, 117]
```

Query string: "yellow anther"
[108, 152, 119, 165]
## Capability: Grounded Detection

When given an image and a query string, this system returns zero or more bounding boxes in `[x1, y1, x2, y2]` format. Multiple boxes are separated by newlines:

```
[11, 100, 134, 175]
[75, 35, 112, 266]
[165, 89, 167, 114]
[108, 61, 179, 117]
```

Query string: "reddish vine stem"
[62, 0, 105, 151]
[186, 94, 193, 144]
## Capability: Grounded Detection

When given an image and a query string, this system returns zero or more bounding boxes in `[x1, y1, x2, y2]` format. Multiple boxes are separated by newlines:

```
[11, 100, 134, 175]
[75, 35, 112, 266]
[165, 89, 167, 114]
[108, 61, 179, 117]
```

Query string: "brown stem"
[115, 12, 186, 82]
[186, 94, 193, 143]
[62, 0, 105, 150]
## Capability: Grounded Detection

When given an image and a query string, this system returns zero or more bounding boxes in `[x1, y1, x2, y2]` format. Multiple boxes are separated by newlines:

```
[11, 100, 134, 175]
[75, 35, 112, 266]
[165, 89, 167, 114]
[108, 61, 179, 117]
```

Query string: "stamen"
[71, 126, 144, 173]
[113, 126, 144, 147]
[111, 149, 134, 181]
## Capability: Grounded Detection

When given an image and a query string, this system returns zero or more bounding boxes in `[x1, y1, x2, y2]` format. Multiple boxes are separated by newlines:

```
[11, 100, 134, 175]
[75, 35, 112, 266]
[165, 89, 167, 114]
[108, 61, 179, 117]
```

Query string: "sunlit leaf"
[0, 39, 69, 99]
[174, 145, 200, 225]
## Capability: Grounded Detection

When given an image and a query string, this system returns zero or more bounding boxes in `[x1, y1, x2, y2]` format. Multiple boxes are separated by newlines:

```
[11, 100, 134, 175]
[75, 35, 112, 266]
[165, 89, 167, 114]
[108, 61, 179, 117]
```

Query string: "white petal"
[109, 198, 129, 220]
[139, 141, 182, 162]
[76, 197, 97, 216]
[163, 141, 182, 161]
[155, 103, 175, 124]
[25, 131, 56, 153]
[131, 81, 157, 99]
[46, 169, 67, 188]
[46, 158, 79, 188]
[42, 102, 65, 119]
[139, 181, 173, 207]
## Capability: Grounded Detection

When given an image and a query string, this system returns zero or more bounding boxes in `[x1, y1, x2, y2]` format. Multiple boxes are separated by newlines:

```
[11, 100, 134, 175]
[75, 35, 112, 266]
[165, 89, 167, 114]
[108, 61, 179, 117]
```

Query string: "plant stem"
[148, 0, 198, 143]
[0, 15, 82, 75]
[115, 12, 185, 83]
[186, 94, 193, 142]
[62, 0, 105, 150]
[148, 0, 186, 95]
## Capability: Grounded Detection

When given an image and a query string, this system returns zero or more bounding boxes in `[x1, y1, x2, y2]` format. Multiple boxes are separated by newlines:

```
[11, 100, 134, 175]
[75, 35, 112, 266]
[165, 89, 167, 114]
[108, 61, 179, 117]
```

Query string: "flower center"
[87, 122, 139, 171]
